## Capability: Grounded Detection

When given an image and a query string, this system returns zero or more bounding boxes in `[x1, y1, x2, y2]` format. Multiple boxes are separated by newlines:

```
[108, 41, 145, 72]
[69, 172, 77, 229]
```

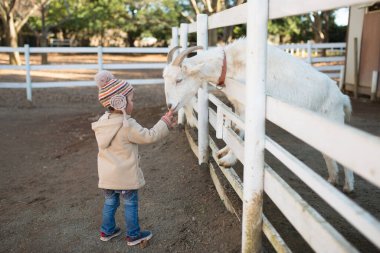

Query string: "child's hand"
[161, 110, 177, 129]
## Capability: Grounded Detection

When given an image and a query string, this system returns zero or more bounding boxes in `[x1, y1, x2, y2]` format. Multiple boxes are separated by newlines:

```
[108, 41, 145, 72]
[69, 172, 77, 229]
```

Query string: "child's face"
[125, 92, 134, 115]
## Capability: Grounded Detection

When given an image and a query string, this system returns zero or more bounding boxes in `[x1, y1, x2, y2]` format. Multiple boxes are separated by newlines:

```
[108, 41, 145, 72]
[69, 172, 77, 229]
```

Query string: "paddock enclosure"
[0, 1, 380, 253]
[170, 0, 380, 252]
[0, 86, 379, 253]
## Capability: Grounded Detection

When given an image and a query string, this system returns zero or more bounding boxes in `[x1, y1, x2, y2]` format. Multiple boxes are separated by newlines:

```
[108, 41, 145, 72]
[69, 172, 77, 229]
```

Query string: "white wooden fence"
[278, 42, 346, 86]
[0, 46, 169, 101]
[0, 43, 345, 102]
[173, 0, 380, 252]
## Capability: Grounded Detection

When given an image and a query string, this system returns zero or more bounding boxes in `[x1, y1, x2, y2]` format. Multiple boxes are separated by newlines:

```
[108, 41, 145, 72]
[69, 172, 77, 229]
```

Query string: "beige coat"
[91, 112, 169, 190]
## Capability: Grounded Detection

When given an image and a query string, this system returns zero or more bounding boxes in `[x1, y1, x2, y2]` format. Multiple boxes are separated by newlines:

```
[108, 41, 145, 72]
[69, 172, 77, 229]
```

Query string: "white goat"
[163, 39, 354, 192]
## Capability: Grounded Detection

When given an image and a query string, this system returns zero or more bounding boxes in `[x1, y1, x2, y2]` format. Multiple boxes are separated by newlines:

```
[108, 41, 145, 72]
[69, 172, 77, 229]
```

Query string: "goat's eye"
[176, 79, 183, 84]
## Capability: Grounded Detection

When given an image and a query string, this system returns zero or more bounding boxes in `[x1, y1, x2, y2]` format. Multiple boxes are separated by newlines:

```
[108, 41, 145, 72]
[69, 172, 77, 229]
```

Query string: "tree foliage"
[1, 0, 348, 53]
[0, 0, 46, 64]
[268, 11, 346, 44]
[25, 0, 182, 47]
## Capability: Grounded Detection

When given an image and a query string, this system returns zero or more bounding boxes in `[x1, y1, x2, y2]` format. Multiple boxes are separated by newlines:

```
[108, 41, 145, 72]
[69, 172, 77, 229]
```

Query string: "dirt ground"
[0, 53, 380, 253]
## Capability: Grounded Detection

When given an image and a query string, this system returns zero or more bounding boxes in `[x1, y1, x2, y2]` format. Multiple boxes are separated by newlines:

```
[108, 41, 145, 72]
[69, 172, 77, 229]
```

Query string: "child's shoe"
[100, 227, 122, 241]
[126, 230, 153, 246]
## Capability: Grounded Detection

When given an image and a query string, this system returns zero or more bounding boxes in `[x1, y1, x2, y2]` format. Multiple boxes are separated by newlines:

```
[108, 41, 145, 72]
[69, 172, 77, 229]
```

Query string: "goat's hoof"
[217, 156, 229, 168]
[327, 177, 338, 186]
[343, 184, 354, 193]
[217, 156, 237, 168]
[177, 124, 185, 131]
[216, 147, 229, 159]
[218, 161, 230, 168]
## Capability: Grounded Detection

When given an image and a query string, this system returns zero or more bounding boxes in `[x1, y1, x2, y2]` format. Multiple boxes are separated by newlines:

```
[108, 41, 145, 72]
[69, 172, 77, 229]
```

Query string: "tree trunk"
[312, 12, 324, 43]
[223, 26, 234, 43]
[209, 29, 218, 46]
[40, 35, 48, 64]
[40, 4, 48, 64]
[313, 12, 326, 57]
[311, 11, 330, 57]
[7, 13, 21, 65]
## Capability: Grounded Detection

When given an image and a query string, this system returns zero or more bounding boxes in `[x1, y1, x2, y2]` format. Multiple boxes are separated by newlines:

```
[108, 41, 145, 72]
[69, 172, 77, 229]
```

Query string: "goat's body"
[165, 38, 354, 192]
[192, 39, 351, 123]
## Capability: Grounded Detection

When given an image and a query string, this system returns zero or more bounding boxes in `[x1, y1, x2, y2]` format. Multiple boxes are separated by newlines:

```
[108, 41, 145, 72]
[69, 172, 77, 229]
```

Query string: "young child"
[91, 70, 175, 245]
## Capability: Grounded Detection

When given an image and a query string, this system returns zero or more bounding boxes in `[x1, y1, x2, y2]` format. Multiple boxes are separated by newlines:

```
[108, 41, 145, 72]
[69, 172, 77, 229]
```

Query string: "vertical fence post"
[354, 37, 359, 99]
[24, 44, 32, 101]
[179, 24, 188, 125]
[173, 25, 186, 125]
[242, 0, 268, 252]
[171, 26, 180, 62]
[307, 40, 312, 64]
[197, 14, 209, 166]
[339, 66, 345, 90]
[179, 23, 188, 50]
[371, 70, 379, 101]
[171, 27, 179, 49]
[97, 46, 103, 71]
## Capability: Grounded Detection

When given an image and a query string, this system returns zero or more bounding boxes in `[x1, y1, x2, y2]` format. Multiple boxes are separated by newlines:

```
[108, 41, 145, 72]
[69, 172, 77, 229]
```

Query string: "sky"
[335, 8, 349, 26]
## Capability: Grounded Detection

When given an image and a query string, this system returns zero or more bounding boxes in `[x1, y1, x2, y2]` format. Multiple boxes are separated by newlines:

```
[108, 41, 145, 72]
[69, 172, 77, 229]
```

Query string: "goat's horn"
[172, 46, 203, 66]
[167, 46, 181, 64]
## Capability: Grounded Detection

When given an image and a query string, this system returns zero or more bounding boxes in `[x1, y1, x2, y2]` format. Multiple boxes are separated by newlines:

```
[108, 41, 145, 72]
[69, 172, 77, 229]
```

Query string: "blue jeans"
[100, 190, 140, 237]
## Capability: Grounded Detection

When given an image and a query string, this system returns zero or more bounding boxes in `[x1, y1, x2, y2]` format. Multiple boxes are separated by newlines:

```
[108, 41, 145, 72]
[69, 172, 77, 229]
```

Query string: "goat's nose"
[167, 103, 172, 110]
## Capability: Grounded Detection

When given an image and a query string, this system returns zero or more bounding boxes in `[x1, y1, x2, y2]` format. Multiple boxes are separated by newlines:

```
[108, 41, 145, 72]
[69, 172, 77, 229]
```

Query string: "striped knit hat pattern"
[96, 71, 134, 108]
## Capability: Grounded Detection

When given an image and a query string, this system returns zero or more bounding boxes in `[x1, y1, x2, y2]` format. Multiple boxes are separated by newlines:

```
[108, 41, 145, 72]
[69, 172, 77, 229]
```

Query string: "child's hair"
[94, 70, 134, 109]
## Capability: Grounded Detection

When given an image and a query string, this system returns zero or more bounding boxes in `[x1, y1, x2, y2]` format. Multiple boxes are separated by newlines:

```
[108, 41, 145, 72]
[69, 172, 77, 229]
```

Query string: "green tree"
[268, 10, 345, 45]
[179, 0, 245, 44]
[0, 0, 44, 65]
[32, 0, 182, 47]
[132, 0, 182, 46]
[308, 10, 336, 43]
[27, 0, 79, 63]
[268, 15, 312, 44]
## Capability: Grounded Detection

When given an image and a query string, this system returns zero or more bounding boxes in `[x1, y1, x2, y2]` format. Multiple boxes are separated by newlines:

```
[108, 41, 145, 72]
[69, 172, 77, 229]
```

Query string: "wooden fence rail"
[0, 42, 345, 102]
[176, 0, 380, 252]
[0, 46, 169, 101]
[277, 42, 346, 82]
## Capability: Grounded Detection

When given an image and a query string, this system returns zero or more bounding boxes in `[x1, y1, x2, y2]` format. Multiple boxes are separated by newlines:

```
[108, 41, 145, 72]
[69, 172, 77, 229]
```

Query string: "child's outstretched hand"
[161, 110, 177, 129]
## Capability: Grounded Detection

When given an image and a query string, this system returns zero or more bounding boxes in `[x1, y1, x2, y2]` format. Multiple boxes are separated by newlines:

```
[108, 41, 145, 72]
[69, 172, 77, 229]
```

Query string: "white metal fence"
[0, 46, 169, 101]
[174, 0, 380, 252]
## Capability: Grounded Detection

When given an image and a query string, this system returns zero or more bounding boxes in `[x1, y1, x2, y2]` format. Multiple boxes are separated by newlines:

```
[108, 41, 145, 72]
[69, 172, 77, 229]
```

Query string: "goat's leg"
[217, 146, 230, 158]
[322, 154, 339, 186]
[184, 108, 197, 128]
[324, 110, 354, 192]
[178, 108, 186, 125]
[216, 146, 238, 167]
[343, 167, 354, 193]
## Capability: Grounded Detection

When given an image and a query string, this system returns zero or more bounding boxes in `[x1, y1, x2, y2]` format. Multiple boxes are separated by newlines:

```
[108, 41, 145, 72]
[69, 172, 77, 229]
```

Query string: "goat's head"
[163, 46, 205, 112]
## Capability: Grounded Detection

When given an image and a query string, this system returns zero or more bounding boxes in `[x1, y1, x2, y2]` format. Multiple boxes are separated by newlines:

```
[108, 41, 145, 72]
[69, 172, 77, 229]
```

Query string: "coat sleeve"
[125, 118, 170, 144]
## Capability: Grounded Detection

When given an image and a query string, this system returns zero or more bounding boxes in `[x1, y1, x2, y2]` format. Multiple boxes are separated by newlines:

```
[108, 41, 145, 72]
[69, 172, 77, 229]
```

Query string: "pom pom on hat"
[95, 70, 114, 88]
[98, 78, 134, 108]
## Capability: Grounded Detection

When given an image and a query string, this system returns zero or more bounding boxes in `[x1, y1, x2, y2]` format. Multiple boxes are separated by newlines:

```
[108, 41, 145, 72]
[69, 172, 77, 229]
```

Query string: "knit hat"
[95, 71, 134, 108]
[95, 70, 115, 88]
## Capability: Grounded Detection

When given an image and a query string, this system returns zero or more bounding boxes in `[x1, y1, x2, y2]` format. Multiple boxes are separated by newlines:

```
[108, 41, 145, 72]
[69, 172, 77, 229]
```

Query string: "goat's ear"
[183, 63, 205, 76]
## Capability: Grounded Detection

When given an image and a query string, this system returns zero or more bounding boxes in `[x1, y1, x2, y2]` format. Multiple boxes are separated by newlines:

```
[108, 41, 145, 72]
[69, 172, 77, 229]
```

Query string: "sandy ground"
[0, 53, 380, 252]
[0, 86, 242, 253]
